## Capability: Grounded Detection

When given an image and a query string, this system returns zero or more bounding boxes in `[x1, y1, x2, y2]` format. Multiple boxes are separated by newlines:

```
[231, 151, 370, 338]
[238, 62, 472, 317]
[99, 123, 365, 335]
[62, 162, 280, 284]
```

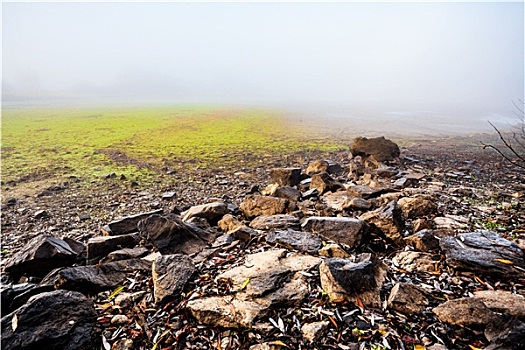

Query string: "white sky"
[2, 1, 524, 117]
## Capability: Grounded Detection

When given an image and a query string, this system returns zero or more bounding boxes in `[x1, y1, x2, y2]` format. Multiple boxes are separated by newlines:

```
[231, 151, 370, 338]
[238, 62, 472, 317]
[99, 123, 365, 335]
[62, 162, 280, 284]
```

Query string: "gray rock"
[138, 214, 216, 255]
[240, 195, 288, 219]
[99, 247, 149, 263]
[102, 209, 163, 235]
[273, 186, 301, 202]
[349, 136, 400, 162]
[433, 297, 497, 327]
[347, 197, 372, 210]
[54, 258, 151, 293]
[387, 283, 429, 314]
[440, 231, 525, 277]
[152, 254, 195, 304]
[486, 317, 525, 350]
[182, 201, 229, 225]
[359, 201, 404, 244]
[322, 192, 351, 211]
[319, 253, 387, 307]
[398, 195, 437, 219]
[301, 321, 330, 343]
[310, 172, 344, 195]
[393, 251, 440, 273]
[473, 290, 525, 318]
[265, 229, 322, 254]
[4, 235, 79, 279]
[347, 185, 385, 199]
[302, 216, 368, 248]
[306, 159, 330, 175]
[249, 214, 300, 230]
[0, 290, 99, 350]
[269, 168, 301, 187]
[86, 233, 140, 264]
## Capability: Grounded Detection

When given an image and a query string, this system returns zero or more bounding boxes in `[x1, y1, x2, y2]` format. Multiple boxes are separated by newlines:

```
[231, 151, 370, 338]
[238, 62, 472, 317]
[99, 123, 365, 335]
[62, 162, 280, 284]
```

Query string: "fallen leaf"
[108, 285, 125, 301]
[355, 295, 365, 312]
[414, 345, 426, 350]
[468, 346, 483, 350]
[494, 259, 514, 265]
[240, 278, 250, 290]
[271, 340, 289, 348]
[11, 314, 18, 332]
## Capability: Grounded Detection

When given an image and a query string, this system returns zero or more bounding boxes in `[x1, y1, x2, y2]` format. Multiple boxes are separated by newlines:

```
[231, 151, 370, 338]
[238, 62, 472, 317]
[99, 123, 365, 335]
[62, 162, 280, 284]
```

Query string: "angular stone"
[394, 251, 440, 273]
[182, 201, 229, 225]
[387, 283, 429, 314]
[404, 229, 440, 252]
[102, 209, 163, 235]
[347, 197, 372, 210]
[4, 235, 79, 279]
[347, 185, 385, 199]
[249, 343, 283, 350]
[269, 168, 301, 187]
[486, 317, 525, 350]
[319, 253, 387, 307]
[249, 214, 300, 230]
[310, 172, 343, 195]
[99, 247, 149, 264]
[349, 136, 400, 162]
[322, 192, 351, 211]
[257, 272, 310, 307]
[218, 214, 244, 233]
[265, 229, 322, 254]
[318, 244, 352, 258]
[240, 195, 287, 219]
[440, 231, 525, 277]
[398, 195, 437, 219]
[301, 321, 330, 343]
[273, 186, 301, 202]
[138, 214, 216, 255]
[152, 254, 195, 304]
[86, 233, 140, 264]
[302, 216, 368, 248]
[359, 201, 404, 244]
[412, 218, 434, 233]
[54, 258, 151, 293]
[186, 296, 266, 328]
[0, 290, 99, 350]
[112, 338, 134, 350]
[473, 290, 525, 318]
[433, 297, 497, 327]
[306, 159, 330, 175]
[1, 283, 54, 316]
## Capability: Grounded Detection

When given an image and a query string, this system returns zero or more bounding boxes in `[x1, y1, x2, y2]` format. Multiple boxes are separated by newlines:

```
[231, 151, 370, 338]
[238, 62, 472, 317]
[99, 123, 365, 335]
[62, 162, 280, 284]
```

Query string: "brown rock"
[218, 214, 244, 233]
[182, 201, 229, 225]
[398, 195, 437, 219]
[310, 172, 344, 195]
[318, 244, 352, 258]
[240, 195, 288, 219]
[301, 321, 330, 343]
[404, 229, 440, 252]
[249, 214, 300, 230]
[152, 254, 195, 304]
[269, 168, 301, 187]
[433, 297, 497, 327]
[86, 233, 140, 264]
[473, 290, 525, 318]
[349, 136, 400, 162]
[387, 283, 429, 314]
[394, 251, 440, 273]
[302, 216, 368, 248]
[359, 201, 404, 244]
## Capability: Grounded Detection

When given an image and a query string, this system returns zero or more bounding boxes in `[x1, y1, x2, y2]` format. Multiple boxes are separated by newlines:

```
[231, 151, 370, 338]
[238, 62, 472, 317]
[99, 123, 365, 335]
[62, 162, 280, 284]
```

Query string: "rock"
[412, 218, 434, 233]
[0, 290, 99, 350]
[249, 214, 300, 230]
[182, 201, 229, 225]
[434, 216, 469, 230]
[398, 195, 437, 219]
[102, 209, 163, 235]
[186, 296, 266, 328]
[439, 231, 525, 277]
[249, 343, 284, 350]
[4, 235, 79, 279]
[347, 185, 385, 199]
[34, 209, 48, 218]
[99, 247, 149, 263]
[318, 244, 352, 258]
[310, 172, 343, 195]
[319, 253, 387, 307]
[110, 314, 129, 325]
[486, 317, 525, 350]
[1, 283, 54, 315]
[427, 345, 448, 350]
[138, 214, 216, 255]
[54, 259, 151, 293]
[301, 320, 330, 343]
[240, 195, 288, 219]
[306, 159, 329, 175]
[152, 254, 195, 304]
[322, 192, 351, 211]
[302, 216, 368, 248]
[349, 137, 400, 162]
[473, 290, 525, 318]
[347, 197, 372, 210]
[433, 297, 497, 327]
[387, 283, 429, 314]
[393, 251, 440, 273]
[273, 186, 301, 202]
[258, 272, 310, 307]
[218, 214, 244, 233]
[265, 229, 322, 254]
[161, 191, 176, 200]
[86, 233, 140, 264]
[269, 168, 301, 187]
[359, 201, 404, 244]
[375, 166, 399, 178]
[404, 229, 440, 252]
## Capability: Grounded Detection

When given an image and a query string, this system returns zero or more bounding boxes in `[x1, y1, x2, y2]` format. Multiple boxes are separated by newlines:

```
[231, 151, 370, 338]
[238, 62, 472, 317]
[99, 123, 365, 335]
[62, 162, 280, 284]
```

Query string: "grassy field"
[1, 106, 341, 184]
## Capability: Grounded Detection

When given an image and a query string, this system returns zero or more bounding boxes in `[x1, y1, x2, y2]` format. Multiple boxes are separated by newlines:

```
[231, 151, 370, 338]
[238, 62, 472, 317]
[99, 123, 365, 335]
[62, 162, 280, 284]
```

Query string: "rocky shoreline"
[1, 136, 524, 350]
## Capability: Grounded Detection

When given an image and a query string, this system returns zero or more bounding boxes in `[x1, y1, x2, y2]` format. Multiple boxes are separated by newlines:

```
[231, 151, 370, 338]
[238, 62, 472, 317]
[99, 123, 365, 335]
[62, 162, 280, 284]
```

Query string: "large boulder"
[349, 136, 400, 162]
[0, 290, 99, 350]
[440, 231, 525, 277]
[4, 235, 80, 279]
[302, 216, 368, 248]
[138, 214, 217, 255]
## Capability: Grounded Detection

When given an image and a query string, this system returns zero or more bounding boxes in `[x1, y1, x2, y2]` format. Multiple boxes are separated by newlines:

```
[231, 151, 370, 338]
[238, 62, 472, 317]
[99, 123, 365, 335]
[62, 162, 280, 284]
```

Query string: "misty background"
[2, 1, 524, 134]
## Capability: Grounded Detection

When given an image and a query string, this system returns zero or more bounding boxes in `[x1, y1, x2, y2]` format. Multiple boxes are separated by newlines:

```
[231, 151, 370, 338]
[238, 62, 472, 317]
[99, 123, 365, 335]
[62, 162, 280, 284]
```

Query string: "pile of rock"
[1, 137, 524, 350]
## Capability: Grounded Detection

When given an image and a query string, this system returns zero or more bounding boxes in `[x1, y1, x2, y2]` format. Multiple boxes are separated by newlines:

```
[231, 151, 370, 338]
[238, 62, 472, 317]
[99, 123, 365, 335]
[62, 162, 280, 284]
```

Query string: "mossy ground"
[1, 106, 342, 184]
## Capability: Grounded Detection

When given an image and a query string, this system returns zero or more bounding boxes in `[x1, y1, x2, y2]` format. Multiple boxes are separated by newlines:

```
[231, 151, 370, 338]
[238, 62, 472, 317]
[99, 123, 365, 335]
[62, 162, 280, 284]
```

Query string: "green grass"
[1, 105, 340, 183]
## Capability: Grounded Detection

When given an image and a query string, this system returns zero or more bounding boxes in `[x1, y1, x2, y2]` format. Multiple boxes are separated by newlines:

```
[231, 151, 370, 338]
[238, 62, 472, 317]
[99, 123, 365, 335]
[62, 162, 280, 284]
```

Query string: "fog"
[2, 1, 524, 133]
